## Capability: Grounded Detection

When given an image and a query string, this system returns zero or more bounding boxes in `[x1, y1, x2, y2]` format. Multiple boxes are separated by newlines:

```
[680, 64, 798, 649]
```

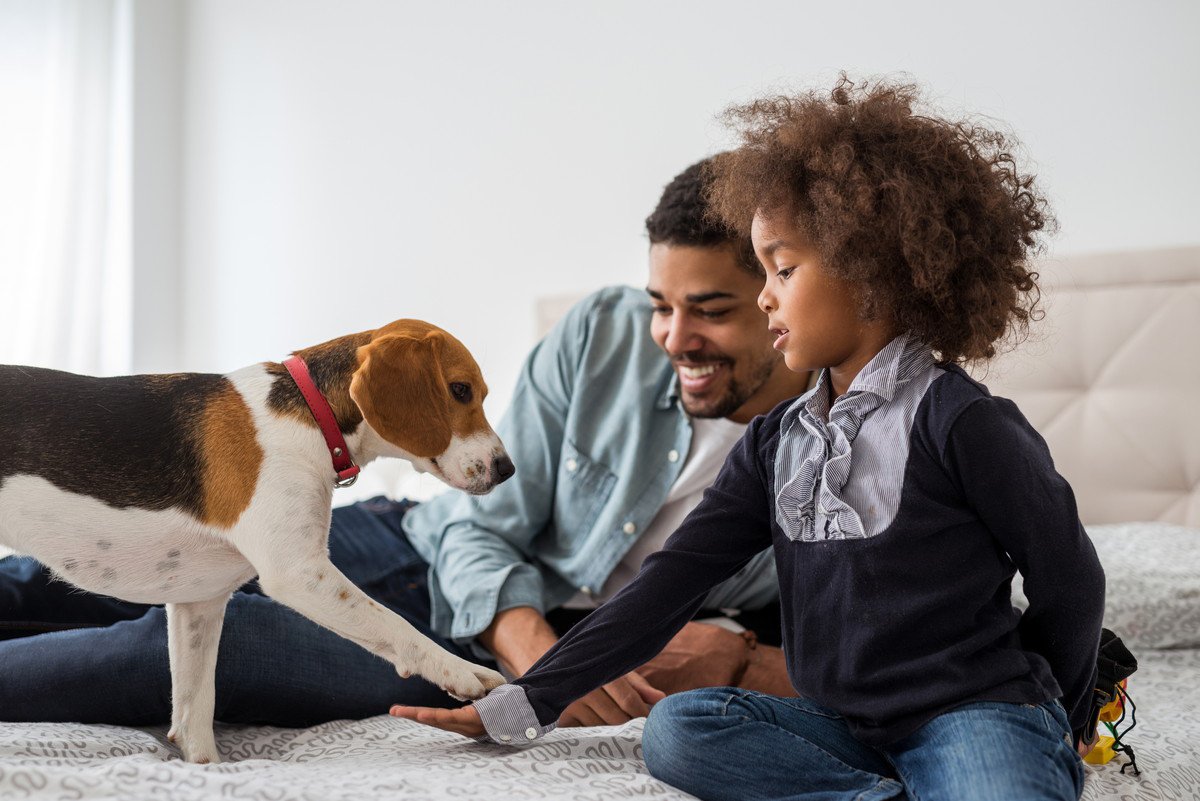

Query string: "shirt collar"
[843, 332, 935, 403]
[784, 332, 935, 428]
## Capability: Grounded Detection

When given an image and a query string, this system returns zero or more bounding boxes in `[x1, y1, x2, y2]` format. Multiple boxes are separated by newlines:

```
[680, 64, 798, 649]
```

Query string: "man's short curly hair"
[646, 157, 762, 276]
[706, 75, 1054, 363]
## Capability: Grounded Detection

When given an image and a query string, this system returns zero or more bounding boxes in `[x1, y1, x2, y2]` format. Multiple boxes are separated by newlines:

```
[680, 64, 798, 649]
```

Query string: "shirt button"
[565, 458, 578, 472]
[623, 521, 637, 535]
[525, 727, 538, 740]
[581, 585, 593, 595]
[667, 449, 679, 463]
[499, 734, 512, 742]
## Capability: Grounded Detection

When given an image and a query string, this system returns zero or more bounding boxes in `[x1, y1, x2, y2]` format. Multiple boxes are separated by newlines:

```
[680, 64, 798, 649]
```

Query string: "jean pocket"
[1012, 700, 1072, 743]
[1039, 698, 1072, 736]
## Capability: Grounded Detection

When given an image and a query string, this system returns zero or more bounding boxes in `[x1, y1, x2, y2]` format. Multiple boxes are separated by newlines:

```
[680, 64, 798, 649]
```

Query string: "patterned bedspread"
[3, 524, 1197, 800]
[0, 650, 1196, 801]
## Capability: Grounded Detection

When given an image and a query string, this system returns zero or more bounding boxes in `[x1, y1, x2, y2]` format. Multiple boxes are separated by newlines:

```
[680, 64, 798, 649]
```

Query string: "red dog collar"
[283, 356, 361, 488]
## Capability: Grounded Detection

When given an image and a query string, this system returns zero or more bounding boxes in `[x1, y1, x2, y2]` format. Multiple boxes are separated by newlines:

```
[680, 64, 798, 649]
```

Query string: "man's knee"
[211, 593, 448, 726]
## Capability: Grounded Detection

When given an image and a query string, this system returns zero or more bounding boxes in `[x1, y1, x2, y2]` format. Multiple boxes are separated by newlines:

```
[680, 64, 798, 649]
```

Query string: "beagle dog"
[0, 319, 512, 763]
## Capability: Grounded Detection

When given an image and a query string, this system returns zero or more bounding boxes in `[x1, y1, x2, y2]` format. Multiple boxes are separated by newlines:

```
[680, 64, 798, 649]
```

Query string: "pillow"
[1011, 522, 1200, 651]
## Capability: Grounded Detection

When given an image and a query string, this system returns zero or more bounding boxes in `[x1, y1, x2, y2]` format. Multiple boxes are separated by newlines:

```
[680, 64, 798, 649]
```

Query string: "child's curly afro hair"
[706, 74, 1054, 363]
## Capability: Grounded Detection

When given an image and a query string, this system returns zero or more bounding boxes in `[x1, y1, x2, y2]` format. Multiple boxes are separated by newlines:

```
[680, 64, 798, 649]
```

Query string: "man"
[0, 158, 809, 728]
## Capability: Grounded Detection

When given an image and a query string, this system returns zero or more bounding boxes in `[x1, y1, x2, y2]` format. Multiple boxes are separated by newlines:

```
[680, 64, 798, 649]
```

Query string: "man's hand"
[634, 622, 749, 696]
[390, 704, 484, 738]
[636, 620, 797, 697]
[559, 672, 664, 726]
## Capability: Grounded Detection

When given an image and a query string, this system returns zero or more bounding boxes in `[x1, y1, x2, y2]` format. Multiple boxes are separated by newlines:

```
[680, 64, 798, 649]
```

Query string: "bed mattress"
[1, 647, 1196, 801]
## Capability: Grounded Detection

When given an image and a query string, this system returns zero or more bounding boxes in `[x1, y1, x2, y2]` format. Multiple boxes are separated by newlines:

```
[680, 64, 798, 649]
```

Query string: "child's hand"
[390, 703, 485, 738]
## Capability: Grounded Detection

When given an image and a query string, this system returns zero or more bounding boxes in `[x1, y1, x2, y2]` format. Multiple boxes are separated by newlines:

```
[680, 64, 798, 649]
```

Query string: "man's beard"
[680, 353, 778, 419]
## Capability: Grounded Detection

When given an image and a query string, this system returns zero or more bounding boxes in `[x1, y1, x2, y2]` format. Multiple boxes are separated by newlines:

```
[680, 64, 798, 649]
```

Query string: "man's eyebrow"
[645, 288, 737, 304]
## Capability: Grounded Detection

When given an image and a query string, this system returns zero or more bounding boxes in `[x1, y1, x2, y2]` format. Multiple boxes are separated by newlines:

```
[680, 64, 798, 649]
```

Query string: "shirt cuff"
[474, 684, 557, 744]
[450, 563, 545, 641]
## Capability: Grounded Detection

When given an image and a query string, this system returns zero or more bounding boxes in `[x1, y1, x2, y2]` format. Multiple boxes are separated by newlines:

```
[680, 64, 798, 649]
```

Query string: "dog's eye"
[449, 382, 473, 404]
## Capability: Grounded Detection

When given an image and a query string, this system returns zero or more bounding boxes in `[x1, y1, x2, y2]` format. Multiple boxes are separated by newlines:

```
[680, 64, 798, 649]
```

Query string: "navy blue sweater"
[507, 363, 1105, 746]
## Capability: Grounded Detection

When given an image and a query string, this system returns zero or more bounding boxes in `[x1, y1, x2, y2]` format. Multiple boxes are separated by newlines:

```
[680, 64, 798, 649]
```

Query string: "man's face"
[647, 243, 786, 422]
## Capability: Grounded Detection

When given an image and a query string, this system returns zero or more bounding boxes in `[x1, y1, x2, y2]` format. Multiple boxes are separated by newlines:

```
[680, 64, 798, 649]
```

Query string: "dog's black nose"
[493, 455, 516, 483]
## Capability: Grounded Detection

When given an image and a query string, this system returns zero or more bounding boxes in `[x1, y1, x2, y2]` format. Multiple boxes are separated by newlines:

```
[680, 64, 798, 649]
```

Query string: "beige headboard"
[979, 245, 1200, 526]
[537, 245, 1200, 526]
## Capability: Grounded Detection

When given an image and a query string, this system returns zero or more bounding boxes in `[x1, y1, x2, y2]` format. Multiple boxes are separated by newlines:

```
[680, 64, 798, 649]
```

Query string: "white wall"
[175, 0, 1200, 425]
[131, 0, 182, 373]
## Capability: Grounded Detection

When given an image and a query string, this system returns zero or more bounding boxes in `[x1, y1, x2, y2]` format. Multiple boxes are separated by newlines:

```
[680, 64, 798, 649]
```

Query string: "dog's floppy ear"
[350, 332, 452, 457]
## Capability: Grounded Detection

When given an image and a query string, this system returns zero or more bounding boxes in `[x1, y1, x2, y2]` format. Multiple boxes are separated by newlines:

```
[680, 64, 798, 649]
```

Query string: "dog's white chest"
[0, 475, 256, 603]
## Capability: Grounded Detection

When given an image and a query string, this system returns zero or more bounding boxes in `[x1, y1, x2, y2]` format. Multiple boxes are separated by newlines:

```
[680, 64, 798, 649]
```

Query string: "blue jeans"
[0, 497, 490, 726]
[642, 688, 1085, 801]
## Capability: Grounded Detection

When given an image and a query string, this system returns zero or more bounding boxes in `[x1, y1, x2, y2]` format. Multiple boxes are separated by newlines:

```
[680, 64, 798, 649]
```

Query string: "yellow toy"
[1084, 679, 1139, 772]
[1083, 735, 1117, 765]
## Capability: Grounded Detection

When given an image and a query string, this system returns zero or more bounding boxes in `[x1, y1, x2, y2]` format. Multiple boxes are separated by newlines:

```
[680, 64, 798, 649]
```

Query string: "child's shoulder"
[918, 364, 1035, 458]
[924, 362, 990, 409]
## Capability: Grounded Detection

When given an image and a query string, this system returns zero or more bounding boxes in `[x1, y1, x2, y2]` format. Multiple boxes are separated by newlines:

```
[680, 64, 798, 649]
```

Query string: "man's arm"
[476, 606, 558, 676]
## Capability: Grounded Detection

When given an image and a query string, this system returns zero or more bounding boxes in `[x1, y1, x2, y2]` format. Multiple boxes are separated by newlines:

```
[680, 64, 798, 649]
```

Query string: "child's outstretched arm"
[943, 394, 1106, 744]
[395, 416, 778, 742]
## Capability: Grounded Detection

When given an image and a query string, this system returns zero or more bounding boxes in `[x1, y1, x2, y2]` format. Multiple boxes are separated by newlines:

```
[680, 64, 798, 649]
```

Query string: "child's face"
[752, 211, 893, 381]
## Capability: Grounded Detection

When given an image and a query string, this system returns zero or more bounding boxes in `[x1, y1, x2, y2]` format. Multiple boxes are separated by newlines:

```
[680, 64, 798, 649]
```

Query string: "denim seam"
[1033, 702, 1056, 733]
[719, 689, 747, 718]
[853, 779, 904, 801]
[882, 752, 921, 801]
[717, 701, 894, 790]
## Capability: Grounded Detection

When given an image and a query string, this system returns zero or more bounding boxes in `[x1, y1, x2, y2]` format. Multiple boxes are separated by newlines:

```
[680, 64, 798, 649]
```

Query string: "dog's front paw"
[474, 664, 506, 693]
[168, 725, 221, 764]
[416, 656, 505, 702]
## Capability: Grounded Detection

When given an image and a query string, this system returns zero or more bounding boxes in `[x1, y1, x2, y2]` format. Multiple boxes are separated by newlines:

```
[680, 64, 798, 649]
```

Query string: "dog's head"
[349, 319, 514, 495]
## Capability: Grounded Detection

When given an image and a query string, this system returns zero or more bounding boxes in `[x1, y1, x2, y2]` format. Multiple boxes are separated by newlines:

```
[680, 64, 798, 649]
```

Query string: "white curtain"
[0, 0, 130, 375]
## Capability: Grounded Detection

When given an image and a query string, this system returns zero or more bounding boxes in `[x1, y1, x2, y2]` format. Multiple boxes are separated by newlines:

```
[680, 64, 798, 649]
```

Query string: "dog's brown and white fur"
[0, 320, 510, 763]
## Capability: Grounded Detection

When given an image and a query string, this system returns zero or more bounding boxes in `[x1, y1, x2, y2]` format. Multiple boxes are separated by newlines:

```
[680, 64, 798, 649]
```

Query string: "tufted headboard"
[537, 245, 1200, 526]
[975, 245, 1200, 526]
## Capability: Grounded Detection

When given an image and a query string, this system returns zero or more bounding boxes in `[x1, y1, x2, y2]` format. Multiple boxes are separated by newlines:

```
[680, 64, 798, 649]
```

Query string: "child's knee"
[643, 688, 738, 774]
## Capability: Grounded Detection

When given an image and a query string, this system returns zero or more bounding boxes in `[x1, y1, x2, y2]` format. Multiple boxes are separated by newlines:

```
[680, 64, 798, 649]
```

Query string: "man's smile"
[675, 360, 728, 392]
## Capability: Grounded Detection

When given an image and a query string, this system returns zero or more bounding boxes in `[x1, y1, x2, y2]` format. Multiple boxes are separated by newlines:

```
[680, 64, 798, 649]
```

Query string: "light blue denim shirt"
[401, 285, 779, 653]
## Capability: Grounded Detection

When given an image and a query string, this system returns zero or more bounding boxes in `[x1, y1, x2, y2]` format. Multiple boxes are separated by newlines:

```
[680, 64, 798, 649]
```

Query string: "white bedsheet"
[0, 717, 689, 801]
[4, 522, 1198, 800]
[1, 650, 1197, 801]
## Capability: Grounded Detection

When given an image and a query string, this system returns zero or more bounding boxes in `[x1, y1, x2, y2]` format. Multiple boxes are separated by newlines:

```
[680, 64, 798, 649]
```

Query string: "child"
[393, 76, 1104, 801]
